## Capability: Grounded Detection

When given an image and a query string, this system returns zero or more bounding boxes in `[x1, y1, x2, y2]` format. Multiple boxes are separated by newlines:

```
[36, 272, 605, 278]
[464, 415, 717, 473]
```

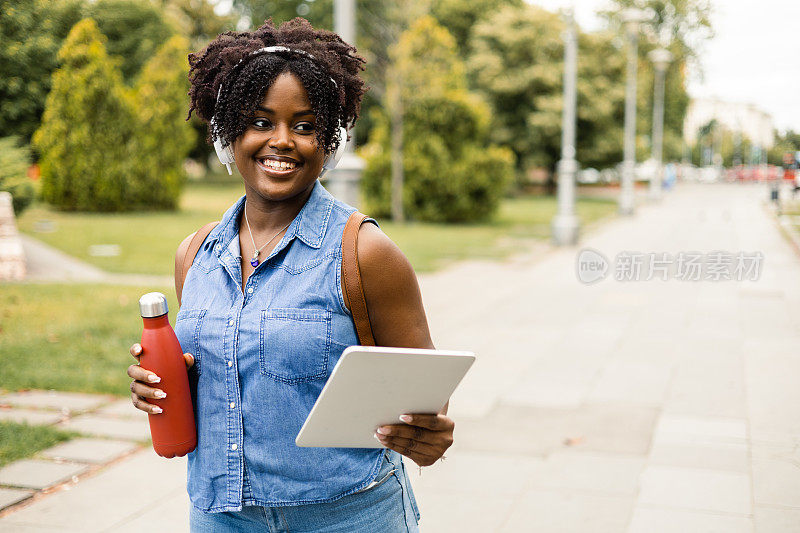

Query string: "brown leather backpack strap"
[177, 221, 218, 306]
[342, 211, 376, 346]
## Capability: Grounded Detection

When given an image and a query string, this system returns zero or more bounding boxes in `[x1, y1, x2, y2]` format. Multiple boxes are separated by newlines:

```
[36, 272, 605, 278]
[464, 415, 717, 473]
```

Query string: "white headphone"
[211, 46, 347, 177]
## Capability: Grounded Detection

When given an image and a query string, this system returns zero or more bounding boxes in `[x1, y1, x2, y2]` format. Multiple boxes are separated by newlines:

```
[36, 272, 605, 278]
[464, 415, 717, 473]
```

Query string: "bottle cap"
[139, 292, 169, 318]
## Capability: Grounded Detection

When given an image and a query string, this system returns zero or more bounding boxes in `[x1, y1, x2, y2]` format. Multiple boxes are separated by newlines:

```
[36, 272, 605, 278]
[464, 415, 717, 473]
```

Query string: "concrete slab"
[0, 450, 185, 532]
[529, 451, 645, 496]
[0, 487, 34, 511]
[754, 506, 800, 533]
[752, 456, 800, 508]
[0, 409, 64, 426]
[652, 414, 748, 446]
[409, 451, 544, 497]
[93, 399, 144, 419]
[56, 415, 150, 442]
[499, 490, 634, 533]
[0, 460, 89, 490]
[410, 488, 516, 533]
[39, 439, 139, 464]
[456, 402, 658, 457]
[649, 442, 749, 472]
[638, 465, 751, 515]
[627, 505, 753, 533]
[587, 360, 673, 406]
[105, 486, 190, 532]
[0, 391, 108, 413]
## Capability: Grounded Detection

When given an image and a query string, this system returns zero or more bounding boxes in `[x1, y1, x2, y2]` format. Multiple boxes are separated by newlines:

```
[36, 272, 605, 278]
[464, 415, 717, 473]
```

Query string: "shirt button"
[228, 319, 234, 326]
[231, 444, 238, 451]
[227, 361, 233, 368]
[230, 402, 235, 409]
[247, 288, 253, 294]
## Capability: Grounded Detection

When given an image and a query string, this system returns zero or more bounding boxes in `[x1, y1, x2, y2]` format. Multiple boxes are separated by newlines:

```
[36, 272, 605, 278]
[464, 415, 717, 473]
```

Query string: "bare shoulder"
[355, 222, 433, 349]
[357, 221, 411, 275]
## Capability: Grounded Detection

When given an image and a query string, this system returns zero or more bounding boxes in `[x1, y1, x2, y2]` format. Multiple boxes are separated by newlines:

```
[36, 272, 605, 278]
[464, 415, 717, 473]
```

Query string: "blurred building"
[684, 97, 774, 149]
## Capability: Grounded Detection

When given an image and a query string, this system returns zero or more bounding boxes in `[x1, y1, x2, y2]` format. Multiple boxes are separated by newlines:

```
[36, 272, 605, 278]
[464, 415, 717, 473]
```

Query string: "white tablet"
[295, 346, 475, 448]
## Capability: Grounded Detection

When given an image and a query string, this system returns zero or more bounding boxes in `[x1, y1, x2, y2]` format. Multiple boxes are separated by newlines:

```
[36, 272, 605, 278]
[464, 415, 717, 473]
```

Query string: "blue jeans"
[189, 451, 420, 532]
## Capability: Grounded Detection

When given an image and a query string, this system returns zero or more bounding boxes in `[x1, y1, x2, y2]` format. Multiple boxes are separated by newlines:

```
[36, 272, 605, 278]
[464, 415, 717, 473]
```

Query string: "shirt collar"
[209, 180, 334, 258]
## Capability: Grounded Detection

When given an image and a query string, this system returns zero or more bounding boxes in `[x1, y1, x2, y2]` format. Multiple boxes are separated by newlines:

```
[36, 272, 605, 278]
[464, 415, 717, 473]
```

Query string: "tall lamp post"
[552, 7, 580, 245]
[328, 0, 365, 208]
[648, 48, 672, 200]
[618, 8, 649, 215]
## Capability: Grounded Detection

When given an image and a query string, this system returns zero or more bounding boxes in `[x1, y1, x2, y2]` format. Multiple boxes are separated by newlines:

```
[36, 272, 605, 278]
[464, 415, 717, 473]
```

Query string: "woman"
[126, 18, 453, 532]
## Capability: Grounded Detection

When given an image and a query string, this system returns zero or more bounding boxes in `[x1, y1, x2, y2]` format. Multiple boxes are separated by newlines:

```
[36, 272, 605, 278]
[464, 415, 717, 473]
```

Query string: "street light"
[328, 0, 365, 209]
[618, 8, 650, 216]
[648, 48, 672, 201]
[552, 7, 580, 245]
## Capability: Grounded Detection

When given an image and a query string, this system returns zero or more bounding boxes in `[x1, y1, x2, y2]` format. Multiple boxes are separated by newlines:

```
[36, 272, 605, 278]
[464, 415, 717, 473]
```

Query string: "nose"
[268, 122, 294, 151]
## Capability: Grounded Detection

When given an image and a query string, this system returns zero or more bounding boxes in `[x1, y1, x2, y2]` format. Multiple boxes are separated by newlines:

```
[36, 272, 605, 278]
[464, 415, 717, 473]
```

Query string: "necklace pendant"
[250, 251, 260, 268]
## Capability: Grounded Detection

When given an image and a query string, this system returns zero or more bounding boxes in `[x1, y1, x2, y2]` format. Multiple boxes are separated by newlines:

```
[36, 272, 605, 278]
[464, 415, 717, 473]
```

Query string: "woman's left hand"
[375, 413, 454, 467]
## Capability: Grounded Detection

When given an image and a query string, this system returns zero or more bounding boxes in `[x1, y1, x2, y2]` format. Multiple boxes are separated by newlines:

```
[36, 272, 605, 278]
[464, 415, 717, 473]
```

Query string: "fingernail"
[399, 415, 412, 423]
[154, 390, 166, 399]
[152, 407, 163, 414]
[148, 374, 161, 383]
[373, 433, 381, 441]
[376, 427, 389, 435]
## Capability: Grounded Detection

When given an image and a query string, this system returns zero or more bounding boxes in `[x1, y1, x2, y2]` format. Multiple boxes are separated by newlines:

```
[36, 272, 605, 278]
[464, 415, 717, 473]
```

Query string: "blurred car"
[577, 168, 600, 184]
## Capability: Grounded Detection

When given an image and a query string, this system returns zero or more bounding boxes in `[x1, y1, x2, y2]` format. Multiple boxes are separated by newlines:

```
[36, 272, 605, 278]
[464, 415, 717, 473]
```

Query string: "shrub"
[129, 35, 196, 209]
[360, 16, 514, 223]
[0, 136, 35, 215]
[33, 19, 193, 212]
[361, 93, 513, 223]
[32, 19, 137, 212]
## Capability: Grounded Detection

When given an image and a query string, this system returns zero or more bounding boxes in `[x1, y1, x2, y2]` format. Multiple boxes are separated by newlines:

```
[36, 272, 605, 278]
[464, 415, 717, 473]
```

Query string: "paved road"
[3, 182, 799, 532]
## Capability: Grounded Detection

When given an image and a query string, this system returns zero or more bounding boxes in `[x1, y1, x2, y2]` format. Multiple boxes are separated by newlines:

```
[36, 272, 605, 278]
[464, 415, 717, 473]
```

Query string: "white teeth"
[260, 159, 297, 171]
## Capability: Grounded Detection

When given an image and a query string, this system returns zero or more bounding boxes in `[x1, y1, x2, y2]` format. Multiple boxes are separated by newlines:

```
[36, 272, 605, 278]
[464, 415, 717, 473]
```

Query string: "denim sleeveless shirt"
[174, 181, 384, 512]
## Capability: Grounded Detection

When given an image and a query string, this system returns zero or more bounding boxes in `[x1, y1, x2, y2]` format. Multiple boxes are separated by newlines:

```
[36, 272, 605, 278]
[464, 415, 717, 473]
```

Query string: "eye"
[295, 122, 315, 133]
[252, 118, 271, 129]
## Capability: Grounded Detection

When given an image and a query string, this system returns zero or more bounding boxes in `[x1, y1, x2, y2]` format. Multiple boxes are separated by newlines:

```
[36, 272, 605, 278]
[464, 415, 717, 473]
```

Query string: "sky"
[532, 0, 800, 133]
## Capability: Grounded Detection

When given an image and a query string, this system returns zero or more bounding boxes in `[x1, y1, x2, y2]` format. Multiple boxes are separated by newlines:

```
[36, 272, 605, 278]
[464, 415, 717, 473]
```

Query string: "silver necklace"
[243, 206, 292, 267]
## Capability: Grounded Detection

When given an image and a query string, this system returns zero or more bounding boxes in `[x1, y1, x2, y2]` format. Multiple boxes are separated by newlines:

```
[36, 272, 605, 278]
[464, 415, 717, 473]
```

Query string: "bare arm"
[343, 222, 453, 466]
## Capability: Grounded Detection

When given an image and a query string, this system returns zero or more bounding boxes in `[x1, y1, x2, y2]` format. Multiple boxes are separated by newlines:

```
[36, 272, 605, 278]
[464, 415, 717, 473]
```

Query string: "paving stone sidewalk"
[2, 182, 800, 532]
[0, 391, 145, 514]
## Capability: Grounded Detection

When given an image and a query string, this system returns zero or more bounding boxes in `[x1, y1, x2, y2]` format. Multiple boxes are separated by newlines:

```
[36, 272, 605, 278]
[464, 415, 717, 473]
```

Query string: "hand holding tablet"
[295, 346, 475, 450]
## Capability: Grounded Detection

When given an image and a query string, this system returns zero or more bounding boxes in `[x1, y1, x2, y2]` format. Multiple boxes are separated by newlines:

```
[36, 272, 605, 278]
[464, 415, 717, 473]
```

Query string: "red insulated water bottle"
[138, 292, 197, 458]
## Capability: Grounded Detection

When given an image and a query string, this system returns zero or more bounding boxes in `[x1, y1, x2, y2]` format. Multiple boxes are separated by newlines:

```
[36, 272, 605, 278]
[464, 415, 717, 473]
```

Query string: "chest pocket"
[174, 308, 207, 375]
[259, 308, 332, 384]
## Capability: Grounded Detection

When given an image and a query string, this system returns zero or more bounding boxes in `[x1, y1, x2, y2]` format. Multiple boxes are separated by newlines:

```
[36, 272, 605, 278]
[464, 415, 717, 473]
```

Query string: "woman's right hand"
[127, 343, 194, 415]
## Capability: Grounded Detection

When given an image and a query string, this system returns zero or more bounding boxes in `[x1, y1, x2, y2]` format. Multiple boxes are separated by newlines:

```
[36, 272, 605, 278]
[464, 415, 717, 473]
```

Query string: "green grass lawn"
[17, 183, 245, 276]
[0, 284, 176, 395]
[18, 182, 617, 274]
[0, 421, 78, 467]
[4, 185, 615, 397]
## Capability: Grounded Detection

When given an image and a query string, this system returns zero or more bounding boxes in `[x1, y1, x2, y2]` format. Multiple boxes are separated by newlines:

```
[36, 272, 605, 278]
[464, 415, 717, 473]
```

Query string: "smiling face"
[232, 71, 326, 205]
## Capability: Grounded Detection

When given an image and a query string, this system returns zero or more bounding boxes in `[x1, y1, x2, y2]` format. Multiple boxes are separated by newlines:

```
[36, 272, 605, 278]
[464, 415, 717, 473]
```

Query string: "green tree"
[129, 35, 197, 208]
[233, 0, 332, 29]
[361, 16, 514, 223]
[0, 137, 35, 215]
[0, 0, 83, 143]
[32, 19, 137, 211]
[86, 0, 175, 84]
[468, 5, 564, 179]
[603, 0, 712, 162]
[575, 31, 627, 169]
[430, 0, 523, 55]
[769, 130, 800, 166]
[468, 5, 628, 178]
[160, 0, 238, 51]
